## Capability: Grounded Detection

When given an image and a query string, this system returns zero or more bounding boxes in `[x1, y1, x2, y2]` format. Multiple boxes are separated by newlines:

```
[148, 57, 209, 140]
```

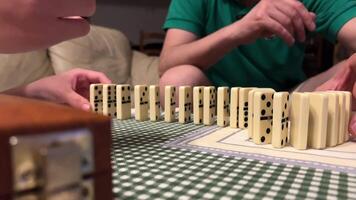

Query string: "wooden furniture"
[0, 95, 112, 200]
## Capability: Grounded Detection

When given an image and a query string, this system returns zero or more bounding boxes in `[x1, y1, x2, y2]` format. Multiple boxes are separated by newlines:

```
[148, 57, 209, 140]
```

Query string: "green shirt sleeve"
[163, 0, 206, 37]
[304, 0, 356, 43]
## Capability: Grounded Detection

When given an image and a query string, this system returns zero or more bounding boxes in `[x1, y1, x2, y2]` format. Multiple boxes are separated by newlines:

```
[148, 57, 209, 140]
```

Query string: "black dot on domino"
[244, 117, 248, 122]
[142, 92, 145, 96]
[285, 103, 287, 109]
[244, 123, 248, 128]
[281, 140, 284, 146]
[244, 102, 248, 107]
[261, 109, 266, 115]
[261, 136, 265, 143]
[267, 102, 271, 107]
[285, 137, 288, 144]
[261, 94, 266, 100]
[282, 112, 285, 118]
[122, 87, 125, 91]
[200, 119, 202, 123]
[282, 124, 284, 130]
[266, 128, 271, 134]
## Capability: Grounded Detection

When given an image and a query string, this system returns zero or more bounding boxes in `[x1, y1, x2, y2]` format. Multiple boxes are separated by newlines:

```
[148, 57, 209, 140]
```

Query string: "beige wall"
[93, 0, 169, 45]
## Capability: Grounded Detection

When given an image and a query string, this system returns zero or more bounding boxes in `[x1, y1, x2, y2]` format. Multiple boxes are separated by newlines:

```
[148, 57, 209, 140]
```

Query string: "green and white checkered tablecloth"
[111, 119, 356, 199]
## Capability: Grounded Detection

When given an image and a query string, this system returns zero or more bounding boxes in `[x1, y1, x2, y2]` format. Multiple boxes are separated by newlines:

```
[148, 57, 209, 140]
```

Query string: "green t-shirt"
[163, 0, 356, 91]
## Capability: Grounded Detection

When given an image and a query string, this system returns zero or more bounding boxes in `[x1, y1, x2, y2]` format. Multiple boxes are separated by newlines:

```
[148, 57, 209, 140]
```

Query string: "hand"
[0, 0, 95, 53]
[231, 0, 316, 45]
[316, 54, 356, 136]
[23, 69, 111, 111]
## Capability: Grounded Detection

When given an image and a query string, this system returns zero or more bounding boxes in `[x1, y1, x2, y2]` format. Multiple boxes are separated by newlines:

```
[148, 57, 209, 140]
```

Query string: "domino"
[324, 92, 339, 147]
[307, 93, 328, 149]
[217, 87, 230, 127]
[337, 92, 346, 144]
[103, 84, 117, 117]
[193, 87, 204, 124]
[252, 90, 274, 144]
[290, 93, 310, 150]
[165, 86, 176, 122]
[203, 86, 216, 125]
[271, 92, 290, 148]
[239, 88, 255, 129]
[247, 90, 256, 138]
[134, 85, 149, 121]
[230, 88, 239, 128]
[90, 84, 104, 114]
[343, 91, 352, 142]
[179, 86, 193, 124]
[149, 85, 160, 121]
[116, 84, 131, 120]
[248, 88, 274, 138]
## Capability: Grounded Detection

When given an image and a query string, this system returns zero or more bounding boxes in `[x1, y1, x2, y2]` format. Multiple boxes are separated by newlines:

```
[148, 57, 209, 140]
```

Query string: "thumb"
[65, 91, 91, 111]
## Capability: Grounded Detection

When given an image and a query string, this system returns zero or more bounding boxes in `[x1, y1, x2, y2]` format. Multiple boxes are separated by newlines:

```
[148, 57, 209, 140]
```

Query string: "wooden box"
[0, 95, 112, 200]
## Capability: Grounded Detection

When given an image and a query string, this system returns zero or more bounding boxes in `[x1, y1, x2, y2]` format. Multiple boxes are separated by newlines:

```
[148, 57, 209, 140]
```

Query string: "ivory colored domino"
[117, 84, 131, 120]
[247, 90, 255, 138]
[252, 90, 275, 144]
[134, 85, 149, 121]
[149, 85, 160, 121]
[290, 92, 310, 150]
[343, 91, 352, 142]
[103, 84, 117, 117]
[307, 93, 328, 149]
[217, 87, 230, 127]
[239, 88, 255, 129]
[230, 88, 240, 128]
[193, 87, 204, 124]
[90, 84, 104, 114]
[248, 88, 275, 138]
[165, 86, 176, 122]
[271, 92, 290, 148]
[203, 86, 216, 125]
[179, 86, 193, 124]
[337, 92, 346, 144]
[324, 92, 339, 147]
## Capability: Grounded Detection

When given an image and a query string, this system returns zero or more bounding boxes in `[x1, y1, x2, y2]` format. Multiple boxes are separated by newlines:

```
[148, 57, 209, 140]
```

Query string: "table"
[111, 119, 356, 199]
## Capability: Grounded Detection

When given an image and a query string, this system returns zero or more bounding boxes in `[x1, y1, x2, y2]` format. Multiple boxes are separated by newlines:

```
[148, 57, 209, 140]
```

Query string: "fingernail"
[82, 104, 91, 111]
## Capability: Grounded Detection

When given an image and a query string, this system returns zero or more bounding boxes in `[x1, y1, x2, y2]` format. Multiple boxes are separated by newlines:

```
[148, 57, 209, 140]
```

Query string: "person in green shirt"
[159, 0, 356, 135]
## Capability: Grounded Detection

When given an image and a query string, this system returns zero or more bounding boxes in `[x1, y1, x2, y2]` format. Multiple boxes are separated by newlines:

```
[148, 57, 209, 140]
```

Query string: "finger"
[276, 1, 315, 32]
[275, 3, 306, 42]
[269, 8, 295, 39]
[263, 18, 295, 45]
[74, 69, 112, 84]
[46, 0, 96, 17]
[65, 90, 91, 111]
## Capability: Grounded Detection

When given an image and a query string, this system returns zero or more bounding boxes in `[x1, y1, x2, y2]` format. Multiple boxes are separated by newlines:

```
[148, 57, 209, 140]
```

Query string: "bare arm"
[338, 18, 356, 52]
[298, 18, 356, 92]
[159, 26, 243, 75]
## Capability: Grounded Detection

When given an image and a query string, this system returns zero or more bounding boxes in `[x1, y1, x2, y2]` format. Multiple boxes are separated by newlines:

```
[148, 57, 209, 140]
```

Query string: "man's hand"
[316, 54, 356, 136]
[0, 0, 95, 53]
[231, 0, 316, 45]
[7, 69, 112, 111]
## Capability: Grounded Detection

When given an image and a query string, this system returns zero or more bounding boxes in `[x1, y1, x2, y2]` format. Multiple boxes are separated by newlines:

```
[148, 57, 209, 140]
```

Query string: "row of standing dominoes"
[90, 84, 352, 150]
